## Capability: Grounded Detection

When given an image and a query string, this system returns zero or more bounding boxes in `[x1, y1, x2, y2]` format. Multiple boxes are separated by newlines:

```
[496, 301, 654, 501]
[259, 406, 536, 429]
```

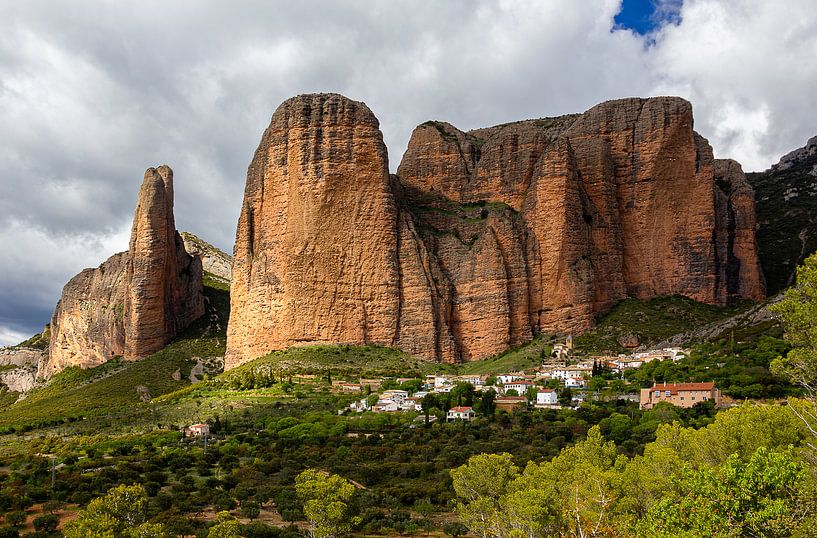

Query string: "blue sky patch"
[614, 0, 683, 35]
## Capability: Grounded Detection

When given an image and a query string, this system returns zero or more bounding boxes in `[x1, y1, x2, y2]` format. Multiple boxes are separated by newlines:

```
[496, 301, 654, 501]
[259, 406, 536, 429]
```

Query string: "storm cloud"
[2, 0, 816, 344]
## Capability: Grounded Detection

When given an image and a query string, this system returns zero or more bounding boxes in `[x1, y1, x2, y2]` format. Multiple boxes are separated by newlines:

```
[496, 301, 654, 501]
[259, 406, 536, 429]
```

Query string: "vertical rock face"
[225, 94, 401, 369]
[42, 166, 203, 378]
[225, 93, 765, 369]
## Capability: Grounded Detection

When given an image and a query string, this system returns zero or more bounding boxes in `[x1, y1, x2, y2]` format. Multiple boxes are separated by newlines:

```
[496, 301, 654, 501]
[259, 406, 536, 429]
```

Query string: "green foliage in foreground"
[64, 484, 168, 537]
[296, 469, 357, 538]
[448, 403, 814, 537]
[771, 252, 817, 450]
[574, 295, 750, 354]
[640, 447, 803, 537]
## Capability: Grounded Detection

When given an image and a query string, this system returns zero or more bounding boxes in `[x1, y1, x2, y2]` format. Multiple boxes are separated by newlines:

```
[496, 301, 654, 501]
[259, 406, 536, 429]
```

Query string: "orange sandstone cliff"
[224, 93, 765, 369]
[41, 166, 204, 377]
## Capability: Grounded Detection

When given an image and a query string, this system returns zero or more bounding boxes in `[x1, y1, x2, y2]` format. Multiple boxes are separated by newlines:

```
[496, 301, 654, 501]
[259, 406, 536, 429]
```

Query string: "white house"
[373, 399, 400, 413]
[381, 389, 409, 404]
[551, 366, 592, 380]
[186, 423, 210, 437]
[565, 377, 586, 388]
[536, 389, 558, 406]
[401, 397, 423, 411]
[434, 385, 454, 393]
[348, 398, 371, 412]
[504, 380, 534, 394]
[457, 375, 486, 387]
[497, 373, 524, 385]
[447, 406, 475, 421]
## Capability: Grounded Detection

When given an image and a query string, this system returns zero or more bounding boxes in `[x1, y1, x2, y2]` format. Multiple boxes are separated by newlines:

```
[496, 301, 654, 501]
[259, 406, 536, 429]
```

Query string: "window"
[655, 391, 660, 397]
[665, 391, 671, 397]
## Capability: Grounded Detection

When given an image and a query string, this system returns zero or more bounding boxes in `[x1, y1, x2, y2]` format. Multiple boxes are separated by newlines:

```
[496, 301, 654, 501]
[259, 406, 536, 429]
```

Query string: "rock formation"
[42, 166, 204, 378]
[226, 94, 401, 365]
[225, 93, 765, 369]
[181, 232, 233, 283]
[0, 345, 42, 395]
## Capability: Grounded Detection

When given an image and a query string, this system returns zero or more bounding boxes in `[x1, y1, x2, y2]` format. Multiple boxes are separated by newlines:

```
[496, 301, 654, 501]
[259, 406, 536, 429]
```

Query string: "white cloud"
[648, 0, 817, 170]
[1, 0, 816, 337]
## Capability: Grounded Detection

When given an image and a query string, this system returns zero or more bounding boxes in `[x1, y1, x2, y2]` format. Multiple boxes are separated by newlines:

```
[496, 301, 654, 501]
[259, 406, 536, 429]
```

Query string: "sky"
[1, 0, 817, 345]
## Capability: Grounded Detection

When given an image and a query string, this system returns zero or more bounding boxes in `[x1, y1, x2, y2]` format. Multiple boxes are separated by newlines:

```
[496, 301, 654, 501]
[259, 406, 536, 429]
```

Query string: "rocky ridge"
[41, 166, 204, 378]
[749, 135, 817, 293]
[181, 232, 232, 283]
[224, 93, 765, 369]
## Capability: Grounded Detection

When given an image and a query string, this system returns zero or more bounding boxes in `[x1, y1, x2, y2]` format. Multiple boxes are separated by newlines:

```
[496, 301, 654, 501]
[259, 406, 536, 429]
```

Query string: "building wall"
[639, 387, 720, 409]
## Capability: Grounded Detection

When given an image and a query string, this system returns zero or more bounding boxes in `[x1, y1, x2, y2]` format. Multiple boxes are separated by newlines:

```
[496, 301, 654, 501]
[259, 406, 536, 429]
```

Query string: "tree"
[558, 387, 573, 406]
[771, 253, 817, 447]
[63, 484, 169, 538]
[588, 376, 607, 394]
[33, 514, 59, 532]
[451, 382, 475, 407]
[295, 469, 357, 538]
[421, 393, 439, 425]
[638, 447, 804, 537]
[525, 385, 538, 403]
[450, 453, 519, 537]
[442, 522, 468, 537]
[478, 389, 496, 418]
[240, 500, 261, 521]
[208, 511, 241, 538]
[3, 513, 24, 528]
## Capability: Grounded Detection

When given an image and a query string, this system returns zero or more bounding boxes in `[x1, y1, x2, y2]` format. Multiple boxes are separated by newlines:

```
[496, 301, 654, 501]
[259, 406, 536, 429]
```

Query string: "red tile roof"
[650, 382, 715, 395]
[449, 406, 473, 413]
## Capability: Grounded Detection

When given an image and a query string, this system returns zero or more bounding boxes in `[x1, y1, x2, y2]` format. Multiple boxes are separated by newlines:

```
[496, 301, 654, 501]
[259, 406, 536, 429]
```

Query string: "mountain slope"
[749, 136, 817, 294]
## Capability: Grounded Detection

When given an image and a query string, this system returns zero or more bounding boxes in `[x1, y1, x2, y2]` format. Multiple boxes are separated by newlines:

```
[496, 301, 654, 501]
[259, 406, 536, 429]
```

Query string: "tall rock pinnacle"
[225, 94, 401, 368]
[42, 166, 204, 377]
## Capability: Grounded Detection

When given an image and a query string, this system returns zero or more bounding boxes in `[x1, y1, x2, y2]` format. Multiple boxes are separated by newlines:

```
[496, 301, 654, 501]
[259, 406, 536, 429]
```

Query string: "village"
[333, 338, 721, 421]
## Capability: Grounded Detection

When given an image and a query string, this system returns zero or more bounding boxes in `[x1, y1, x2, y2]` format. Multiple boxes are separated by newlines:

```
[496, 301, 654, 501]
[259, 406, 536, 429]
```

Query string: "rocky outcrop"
[0, 346, 44, 368]
[225, 93, 766, 368]
[0, 364, 37, 394]
[42, 166, 204, 378]
[769, 135, 817, 173]
[181, 232, 232, 282]
[225, 94, 401, 367]
[0, 346, 42, 396]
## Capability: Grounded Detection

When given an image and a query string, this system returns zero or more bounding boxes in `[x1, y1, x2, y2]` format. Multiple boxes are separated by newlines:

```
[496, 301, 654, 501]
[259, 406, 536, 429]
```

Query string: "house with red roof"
[639, 382, 721, 409]
[447, 406, 475, 421]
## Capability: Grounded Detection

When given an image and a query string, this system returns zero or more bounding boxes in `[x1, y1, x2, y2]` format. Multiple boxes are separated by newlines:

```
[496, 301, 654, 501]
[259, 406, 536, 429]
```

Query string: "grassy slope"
[221, 344, 454, 381]
[0, 278, 229, 431]
[572, 295, 751, 355]
[457, 335, 553, 374]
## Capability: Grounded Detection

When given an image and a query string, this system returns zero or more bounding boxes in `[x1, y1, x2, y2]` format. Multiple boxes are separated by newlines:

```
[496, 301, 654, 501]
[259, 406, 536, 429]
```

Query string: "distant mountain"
[748, 136, 817, 294]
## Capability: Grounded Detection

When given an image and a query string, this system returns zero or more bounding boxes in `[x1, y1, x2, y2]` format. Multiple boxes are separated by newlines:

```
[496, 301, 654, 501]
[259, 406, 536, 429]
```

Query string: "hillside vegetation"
[573, 295, 751, 354]
[0, 276, 229, 432]
[749, 149, 817, 293]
